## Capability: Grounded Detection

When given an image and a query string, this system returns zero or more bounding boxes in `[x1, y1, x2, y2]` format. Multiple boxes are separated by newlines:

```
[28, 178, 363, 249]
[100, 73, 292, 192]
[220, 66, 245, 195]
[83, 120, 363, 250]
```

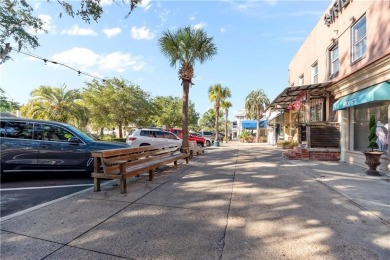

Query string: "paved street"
[1, 141, 389, 259]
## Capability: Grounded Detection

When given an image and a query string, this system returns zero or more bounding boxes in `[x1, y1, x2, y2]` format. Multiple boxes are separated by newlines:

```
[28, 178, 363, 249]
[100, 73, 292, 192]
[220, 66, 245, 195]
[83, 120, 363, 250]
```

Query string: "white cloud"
[189, 15, 196, 21]
[103, 27, 122, 38]
[158, 9, 170, 27]
[50, 47, 146, 73]
[220, 27, 226, 33]
[61, 25, 97, 36]
[194, 22, 207, 30]
[33, 2, 41, 9]
[28, 14, 56, 35]
[99, 52, 145, 72]
[140, 0, 152, 11]
[100, 0, 113, 6]
[130, 26, 155, 40]
[52, 47, 100, 69]
[265, 0, 278, 6]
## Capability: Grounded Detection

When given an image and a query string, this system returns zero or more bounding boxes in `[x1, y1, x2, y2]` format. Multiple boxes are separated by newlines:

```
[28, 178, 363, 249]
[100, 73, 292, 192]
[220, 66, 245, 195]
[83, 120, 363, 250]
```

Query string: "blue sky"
[1, 0, 331, 121]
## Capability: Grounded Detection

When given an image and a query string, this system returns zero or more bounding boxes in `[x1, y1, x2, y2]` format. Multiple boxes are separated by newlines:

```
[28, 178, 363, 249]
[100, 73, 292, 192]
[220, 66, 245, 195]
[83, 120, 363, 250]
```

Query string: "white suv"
[126, 128, 182, 148]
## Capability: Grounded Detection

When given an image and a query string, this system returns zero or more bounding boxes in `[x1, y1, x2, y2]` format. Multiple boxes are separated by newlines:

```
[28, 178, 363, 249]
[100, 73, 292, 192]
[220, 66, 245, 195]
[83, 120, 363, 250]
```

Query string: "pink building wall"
[288, 0, 390, 86]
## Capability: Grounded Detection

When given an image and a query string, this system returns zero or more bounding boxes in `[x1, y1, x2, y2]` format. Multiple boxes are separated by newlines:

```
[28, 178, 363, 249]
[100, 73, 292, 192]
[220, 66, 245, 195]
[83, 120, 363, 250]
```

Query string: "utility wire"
[14, 49, 107, 83]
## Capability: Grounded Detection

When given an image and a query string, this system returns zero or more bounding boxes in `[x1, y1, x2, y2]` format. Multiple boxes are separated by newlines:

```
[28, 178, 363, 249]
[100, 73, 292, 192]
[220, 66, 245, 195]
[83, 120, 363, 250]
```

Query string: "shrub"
[367, 114, 378, 151]
[240, 130, 252, 143]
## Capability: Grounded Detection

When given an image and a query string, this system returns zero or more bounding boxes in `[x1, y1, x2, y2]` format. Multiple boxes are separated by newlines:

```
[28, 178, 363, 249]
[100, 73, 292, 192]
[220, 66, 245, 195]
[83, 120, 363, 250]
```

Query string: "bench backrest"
[92, 145, 181, 174]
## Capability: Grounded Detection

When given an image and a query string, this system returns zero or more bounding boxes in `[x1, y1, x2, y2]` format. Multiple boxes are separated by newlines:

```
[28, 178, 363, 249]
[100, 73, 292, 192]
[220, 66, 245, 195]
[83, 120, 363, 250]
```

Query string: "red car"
[168, 128, 206, 147]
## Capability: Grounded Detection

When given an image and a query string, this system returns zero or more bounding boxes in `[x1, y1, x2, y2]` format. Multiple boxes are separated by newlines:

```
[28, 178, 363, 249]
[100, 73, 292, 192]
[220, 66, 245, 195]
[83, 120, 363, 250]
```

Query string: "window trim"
[298, 74, 304, 86]
[311, 61, 318, 84]
[329, 44, 339, 79]
[351, 15, 367, 63]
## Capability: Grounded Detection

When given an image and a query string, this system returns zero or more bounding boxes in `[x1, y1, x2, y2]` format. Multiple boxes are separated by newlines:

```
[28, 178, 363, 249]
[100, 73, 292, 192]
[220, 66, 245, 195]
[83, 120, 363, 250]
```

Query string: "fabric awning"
[267, 110, 284, 122]
[333, 82, 390, 111]
[242, 120, 267, 129]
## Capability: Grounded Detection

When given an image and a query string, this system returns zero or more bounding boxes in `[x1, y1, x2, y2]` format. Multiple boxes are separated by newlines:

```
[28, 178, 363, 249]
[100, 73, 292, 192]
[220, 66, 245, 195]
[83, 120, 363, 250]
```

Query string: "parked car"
[168, 128, 206, 147]
[126, 128, 182, 148]
[198, 130, 216, 141]
[0, 117, 128, 175]
[190, 132, 212, 146]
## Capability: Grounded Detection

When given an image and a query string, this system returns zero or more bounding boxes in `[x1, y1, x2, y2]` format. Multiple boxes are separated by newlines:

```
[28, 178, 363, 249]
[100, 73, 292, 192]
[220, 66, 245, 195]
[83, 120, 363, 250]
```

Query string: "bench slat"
[92, 145, 189, 193]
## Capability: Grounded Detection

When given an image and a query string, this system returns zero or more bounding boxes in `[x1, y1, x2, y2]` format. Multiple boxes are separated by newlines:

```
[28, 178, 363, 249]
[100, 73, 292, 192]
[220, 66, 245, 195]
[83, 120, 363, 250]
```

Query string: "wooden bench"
[91, 145, 189, 193]
[188, 141, 206, 158]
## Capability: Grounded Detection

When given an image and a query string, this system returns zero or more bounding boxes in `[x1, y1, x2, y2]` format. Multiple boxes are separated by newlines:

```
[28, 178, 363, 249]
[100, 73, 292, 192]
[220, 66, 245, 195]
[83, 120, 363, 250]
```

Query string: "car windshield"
[64, 123, 95, 142]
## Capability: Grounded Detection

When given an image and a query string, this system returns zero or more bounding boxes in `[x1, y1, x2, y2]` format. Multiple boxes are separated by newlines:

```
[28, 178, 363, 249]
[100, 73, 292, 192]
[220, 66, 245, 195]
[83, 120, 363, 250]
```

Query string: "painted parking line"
[0, 180, 117, 222]
[0, 184, 94, 191]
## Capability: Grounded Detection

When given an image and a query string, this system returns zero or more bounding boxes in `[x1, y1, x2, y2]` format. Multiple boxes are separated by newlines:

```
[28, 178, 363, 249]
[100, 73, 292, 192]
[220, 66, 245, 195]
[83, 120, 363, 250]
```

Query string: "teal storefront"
[333, 81, 389, 172]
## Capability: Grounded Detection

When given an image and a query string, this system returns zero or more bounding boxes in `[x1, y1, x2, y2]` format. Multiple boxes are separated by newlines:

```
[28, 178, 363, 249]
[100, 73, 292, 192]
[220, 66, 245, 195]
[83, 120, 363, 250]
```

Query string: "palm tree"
[208, 84, 231, 143]
[221, 100, 232, 142]
[158, 26, 217, 151]
[21, 84, 87, 126]
[245, 89, 270, 143]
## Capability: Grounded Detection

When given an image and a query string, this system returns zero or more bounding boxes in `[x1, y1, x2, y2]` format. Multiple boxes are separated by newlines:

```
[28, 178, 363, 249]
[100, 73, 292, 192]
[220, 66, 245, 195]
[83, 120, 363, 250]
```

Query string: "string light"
[13, 48, 107, 83]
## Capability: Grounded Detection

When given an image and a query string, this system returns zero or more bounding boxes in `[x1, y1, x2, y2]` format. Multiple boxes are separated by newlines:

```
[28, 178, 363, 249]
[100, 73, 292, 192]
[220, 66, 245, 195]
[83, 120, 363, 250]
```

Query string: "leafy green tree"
[0, 88, 19, 112]
[159, 26, 217, 151]
[151, 96, 199, 129]
[208, 84, 231, 142]
[221, 100, 232, 142]
[245, 89, 269, 143]
[20, 84, 87, 127]
[83, 78, 154, 138]
[0, 0, 140, 63]
[199, 109, 216, 130]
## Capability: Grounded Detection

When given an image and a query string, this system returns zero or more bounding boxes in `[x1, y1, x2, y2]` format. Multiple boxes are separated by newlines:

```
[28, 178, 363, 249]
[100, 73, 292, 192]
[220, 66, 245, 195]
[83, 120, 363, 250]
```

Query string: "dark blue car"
[0, 117, 128, 175]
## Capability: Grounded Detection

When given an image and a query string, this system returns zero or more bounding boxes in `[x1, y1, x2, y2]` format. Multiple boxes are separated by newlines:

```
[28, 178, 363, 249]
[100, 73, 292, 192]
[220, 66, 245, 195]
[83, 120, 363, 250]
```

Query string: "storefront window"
[310, 98, 324, 122]
[353, 102, 389, 153]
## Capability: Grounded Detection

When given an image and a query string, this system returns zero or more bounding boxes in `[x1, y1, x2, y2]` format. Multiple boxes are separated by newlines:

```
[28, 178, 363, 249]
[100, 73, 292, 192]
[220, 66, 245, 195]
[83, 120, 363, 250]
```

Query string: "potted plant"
[363, 114, 383, 176]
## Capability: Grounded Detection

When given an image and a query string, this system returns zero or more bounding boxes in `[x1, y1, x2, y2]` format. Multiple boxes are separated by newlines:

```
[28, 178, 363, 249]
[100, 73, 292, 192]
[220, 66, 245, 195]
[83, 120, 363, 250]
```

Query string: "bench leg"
[149, 169, 153, 181]
[174, 160, 178, 168]
[94, 178, 101, 192]
[120, 179, 126, 194]
[185, 157, 189, 164]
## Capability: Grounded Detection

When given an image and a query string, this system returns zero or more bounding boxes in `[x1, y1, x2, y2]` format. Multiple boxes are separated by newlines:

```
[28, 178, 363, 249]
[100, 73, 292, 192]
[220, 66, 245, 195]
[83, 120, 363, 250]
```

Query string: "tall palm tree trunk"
[225, 110, 228, 142]
[215, 107, 219, 141]
[182, 81, 190, 152]
[256, 109, 260, 142]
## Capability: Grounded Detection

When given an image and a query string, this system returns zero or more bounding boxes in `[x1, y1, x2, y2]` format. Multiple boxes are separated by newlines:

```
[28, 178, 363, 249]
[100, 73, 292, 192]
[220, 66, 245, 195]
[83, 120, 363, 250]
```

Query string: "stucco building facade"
[269, 0, 389, 172]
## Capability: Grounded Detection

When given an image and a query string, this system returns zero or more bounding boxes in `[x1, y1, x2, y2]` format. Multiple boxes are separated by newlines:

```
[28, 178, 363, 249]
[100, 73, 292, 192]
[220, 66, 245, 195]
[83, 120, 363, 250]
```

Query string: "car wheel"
[197, 142, 203, 148]
[206, 140, 211, 146]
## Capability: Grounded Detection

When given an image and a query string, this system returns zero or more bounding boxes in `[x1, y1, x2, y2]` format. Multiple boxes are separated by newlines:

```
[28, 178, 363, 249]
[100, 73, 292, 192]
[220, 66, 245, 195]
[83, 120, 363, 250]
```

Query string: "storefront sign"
[296, 90, 307, 103]
[324, 0, 352, 26]
[287, 91, 306, 110]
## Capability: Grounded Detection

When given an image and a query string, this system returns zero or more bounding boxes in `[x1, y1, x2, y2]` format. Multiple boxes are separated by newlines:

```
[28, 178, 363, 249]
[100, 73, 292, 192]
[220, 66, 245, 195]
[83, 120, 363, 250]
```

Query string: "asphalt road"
[0, 172, 98, 218]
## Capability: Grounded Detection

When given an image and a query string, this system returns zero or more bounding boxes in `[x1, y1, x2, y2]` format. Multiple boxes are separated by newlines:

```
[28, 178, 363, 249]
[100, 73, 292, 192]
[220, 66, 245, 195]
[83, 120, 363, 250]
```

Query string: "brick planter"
[282, 147, 340, 161]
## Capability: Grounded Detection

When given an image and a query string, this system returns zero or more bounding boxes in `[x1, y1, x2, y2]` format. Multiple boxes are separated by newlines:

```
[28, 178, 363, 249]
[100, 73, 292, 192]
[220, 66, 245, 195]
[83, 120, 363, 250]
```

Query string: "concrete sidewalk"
[1, 142, 389, 259]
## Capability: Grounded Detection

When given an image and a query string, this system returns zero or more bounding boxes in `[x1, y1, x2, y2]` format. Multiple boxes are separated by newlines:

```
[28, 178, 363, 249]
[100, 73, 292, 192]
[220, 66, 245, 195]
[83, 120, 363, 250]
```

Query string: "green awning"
[333, 82, 390, 111]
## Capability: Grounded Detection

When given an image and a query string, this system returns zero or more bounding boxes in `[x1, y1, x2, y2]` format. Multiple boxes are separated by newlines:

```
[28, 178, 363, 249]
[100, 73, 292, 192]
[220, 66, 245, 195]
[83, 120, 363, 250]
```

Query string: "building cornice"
[327, 54, 390, 99]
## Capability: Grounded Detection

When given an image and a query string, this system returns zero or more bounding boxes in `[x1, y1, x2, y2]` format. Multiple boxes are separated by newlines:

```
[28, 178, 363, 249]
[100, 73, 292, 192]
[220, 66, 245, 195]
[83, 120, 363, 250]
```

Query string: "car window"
[41, 124, 75, 142]
[155, 131, 166, 138]
[140, 130, 157, 137]
[172, 130, 180, 135]
[165, 132, 178, 139]
[1, 121, 33, 139]
[128, 129, 136, 136]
